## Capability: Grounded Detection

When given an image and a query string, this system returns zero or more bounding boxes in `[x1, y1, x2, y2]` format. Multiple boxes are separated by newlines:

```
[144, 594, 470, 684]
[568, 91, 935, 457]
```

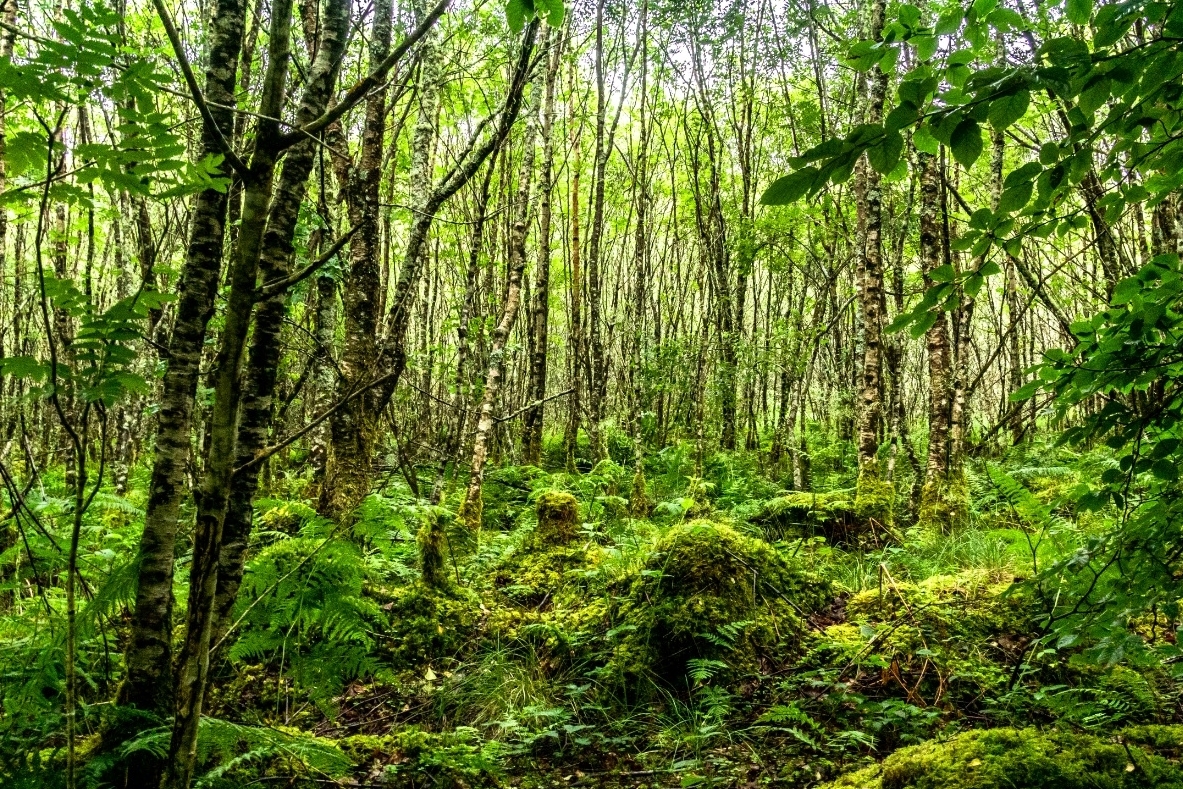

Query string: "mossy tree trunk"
[853, 0, 892, 524]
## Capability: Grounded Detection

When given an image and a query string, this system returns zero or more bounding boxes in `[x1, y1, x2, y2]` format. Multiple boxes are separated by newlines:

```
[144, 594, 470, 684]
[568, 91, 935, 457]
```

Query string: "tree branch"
[279, 0, 451, 145]
[256, 223, 361, 300]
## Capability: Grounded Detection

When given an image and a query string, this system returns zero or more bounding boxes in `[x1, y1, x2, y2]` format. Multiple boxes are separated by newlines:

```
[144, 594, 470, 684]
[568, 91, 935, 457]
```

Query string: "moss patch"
[534, 489, 580, 545]
[378, 583, 480, 670]
[825, 726, 1183, 788]
[802, 570, 1033, 708]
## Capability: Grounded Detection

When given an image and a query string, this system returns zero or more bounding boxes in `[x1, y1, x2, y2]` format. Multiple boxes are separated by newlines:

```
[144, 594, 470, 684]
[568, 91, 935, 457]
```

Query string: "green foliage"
[339, 727, 506, 788]
[800, 571, 1034, 714]
[1015, 254, 1183, 665]
[379, 582, 480, 670]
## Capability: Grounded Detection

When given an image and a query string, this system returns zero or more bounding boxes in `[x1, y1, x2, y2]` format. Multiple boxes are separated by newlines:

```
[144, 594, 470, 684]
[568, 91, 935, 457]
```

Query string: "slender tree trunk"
[432, 160, 495, 502]
[918, 149, 954, 530]
[460, 112, 536, 530]
[565, 82, 583, 472]
[629, 2, 650, 515]
[122, 0, 246, 727]
[523, 27, 561, 466]
[853, 0, 890, 522]
[586, 0, 609, 462]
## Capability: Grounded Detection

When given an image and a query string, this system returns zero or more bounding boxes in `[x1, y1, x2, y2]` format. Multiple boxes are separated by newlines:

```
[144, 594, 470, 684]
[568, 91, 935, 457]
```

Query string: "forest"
[1, 0, 1182, 785]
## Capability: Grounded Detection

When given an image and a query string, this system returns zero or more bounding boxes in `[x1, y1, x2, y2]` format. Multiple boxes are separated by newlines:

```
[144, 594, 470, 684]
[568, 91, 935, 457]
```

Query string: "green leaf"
[1066, 0, 1093, 26]
[930, 263, 956, 282]
[935, 10, 962, 35]
[913, 124, 939, 155]
[910, 310, 940, 338]
[998, 181, 1034, 212]
[534, 0, 564, 26]
[1152, 458, 1179, 481]
[914, 34, 938, 61]
[1039, 142, 1060, 165]
[950, 118, 983, 167]
[505, 0, 532, 33]
[867, 129, 904, 175]
[988, 89, 1030, 130]
[760, 168, 817, 205]
[1010, 379, 1042, 401]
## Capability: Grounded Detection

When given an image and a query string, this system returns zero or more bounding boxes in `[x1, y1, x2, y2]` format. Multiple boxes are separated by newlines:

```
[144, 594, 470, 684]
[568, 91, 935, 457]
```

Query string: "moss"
[803, 571, 1033, 708]
[823, 726, 1183, 789]
[378, 582, 480, 670]
[756, 489, 856, 535]
[418, 513, 450, 589]
[338, 727, 505, 788]
[457, 494, 483, 533]
[533, 489, 580, 545]
[608, 519, 829, 686]
[684, 476, 715, 518]
[917, 473, 969, 534]
[855, 472, 895, 529]
[630, 466, 652, 517]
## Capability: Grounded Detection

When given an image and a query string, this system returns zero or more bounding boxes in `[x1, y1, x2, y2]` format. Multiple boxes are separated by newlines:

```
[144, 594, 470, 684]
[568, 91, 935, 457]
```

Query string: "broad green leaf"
[505, 0, 532, 33]
[999, 181, 1034, 212]
[930, 263, 956, 282]
[950, 118, 983, 166]
[988, 89, 1030, 130]
[867, 129, 904, 175]
[760, 168, 817, 205]
[913, 124, 939, 155]
[1066, 0, 1093, 26]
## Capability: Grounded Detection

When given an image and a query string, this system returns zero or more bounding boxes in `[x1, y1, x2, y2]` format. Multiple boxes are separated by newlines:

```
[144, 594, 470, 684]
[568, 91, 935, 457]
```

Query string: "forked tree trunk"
[164, 0, 351, 784]
[121, 0, 246, 727]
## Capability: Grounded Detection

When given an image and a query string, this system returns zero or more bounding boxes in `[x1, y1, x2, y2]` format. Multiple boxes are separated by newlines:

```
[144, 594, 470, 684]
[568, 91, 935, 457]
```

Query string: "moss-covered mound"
[339, 727, 504, 788]
[378, 583, 480, 670]
[825, 726, 1183, 789]
[755, 489, 857, 539]
[534, 489, 580, 545]
[609, 519, 829, 686]
[802, 571, 1032, 707]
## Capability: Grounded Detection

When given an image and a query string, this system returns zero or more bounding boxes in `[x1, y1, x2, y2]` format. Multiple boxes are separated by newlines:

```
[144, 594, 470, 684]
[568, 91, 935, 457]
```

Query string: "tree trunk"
[853, 0, 891, 522]
[459, 111, 536, 530]
[523, 26, 561, 466]
[321, 0, 433, 520]
[164, 0, 350, 783]
[918, 149, 954, 531]
[122, 0, 245, 727]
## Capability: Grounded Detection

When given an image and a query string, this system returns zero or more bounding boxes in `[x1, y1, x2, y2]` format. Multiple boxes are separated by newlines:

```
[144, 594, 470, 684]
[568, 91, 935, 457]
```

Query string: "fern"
[229, 536, 387, 711]
[121, 717, 350, 785]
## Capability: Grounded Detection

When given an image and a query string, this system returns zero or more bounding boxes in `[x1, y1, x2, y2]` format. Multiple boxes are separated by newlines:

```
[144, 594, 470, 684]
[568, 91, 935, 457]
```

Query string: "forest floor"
[156, 435, 1183, 788]
[6, 436, 1183, 788]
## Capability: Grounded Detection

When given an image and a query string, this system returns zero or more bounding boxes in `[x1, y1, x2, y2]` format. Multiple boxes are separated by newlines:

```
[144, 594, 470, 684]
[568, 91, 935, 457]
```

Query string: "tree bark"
[918, 149, 954, 528]
[164, 0, 351, 783]
[853, 0, 890, 518]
